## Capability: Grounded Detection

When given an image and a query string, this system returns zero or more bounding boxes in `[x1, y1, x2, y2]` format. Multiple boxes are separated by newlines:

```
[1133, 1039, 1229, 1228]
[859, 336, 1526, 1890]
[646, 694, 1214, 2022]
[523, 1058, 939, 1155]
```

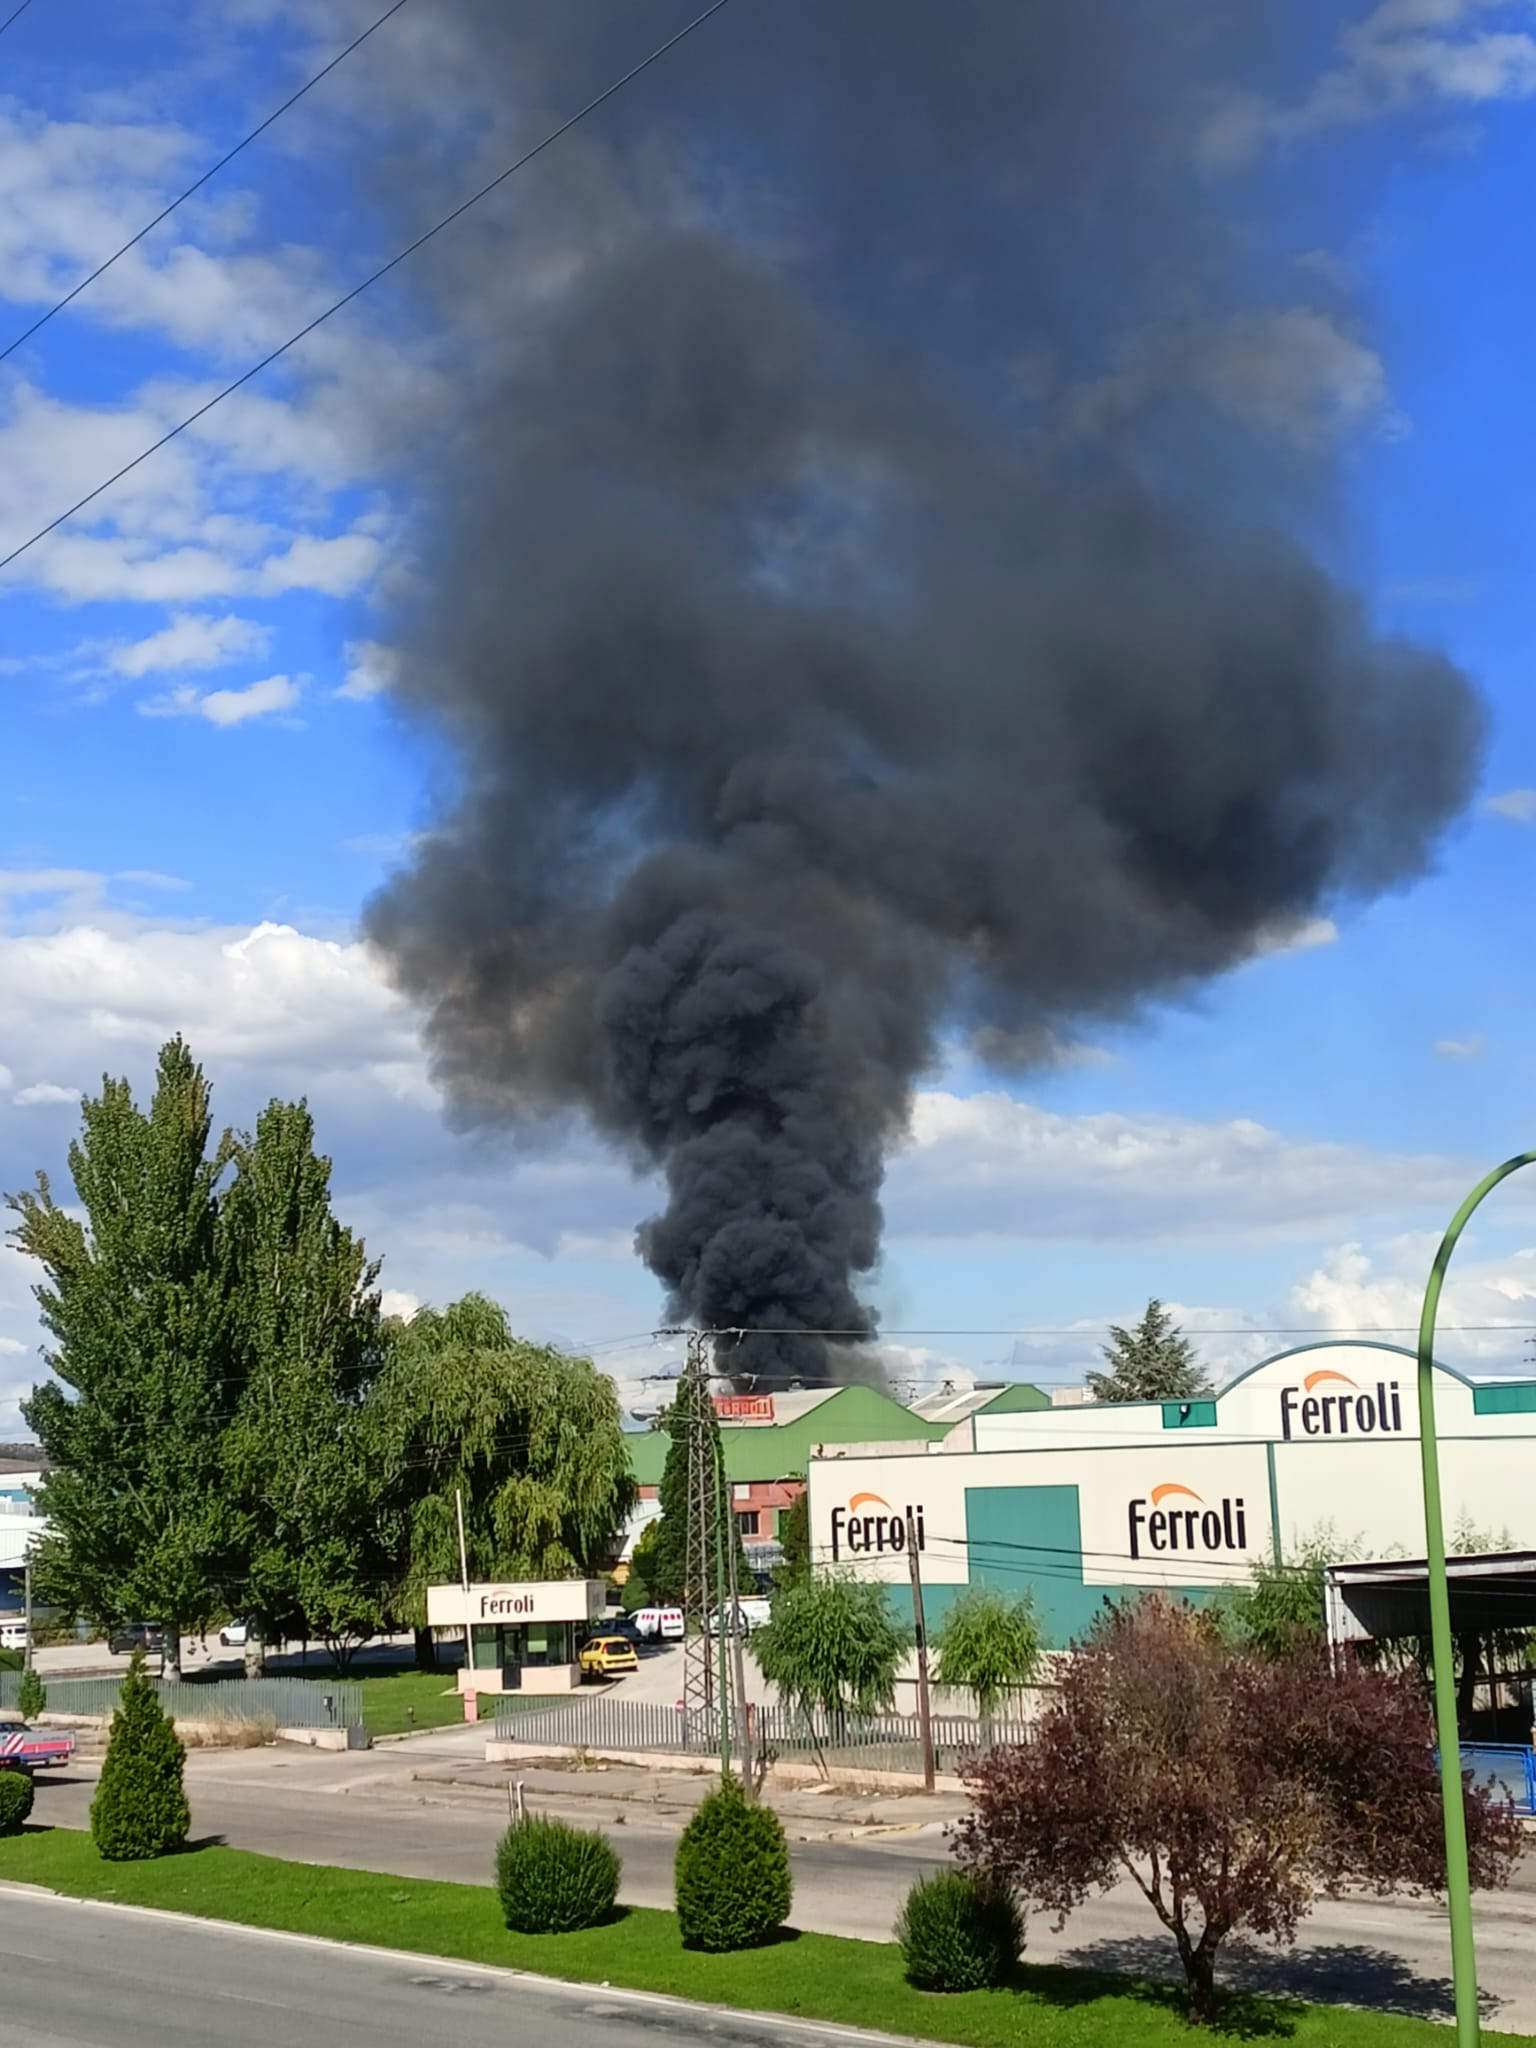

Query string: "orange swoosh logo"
[848, 1492, 890, 1512]
[1304, 1370, 1356, 1392]
[1151, 1483, 1203, 1507]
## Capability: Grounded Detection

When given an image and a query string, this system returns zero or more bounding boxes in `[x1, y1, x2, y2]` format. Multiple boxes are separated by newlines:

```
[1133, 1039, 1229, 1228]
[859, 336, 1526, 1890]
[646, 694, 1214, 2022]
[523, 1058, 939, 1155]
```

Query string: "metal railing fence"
[0, 1671, 363, 1729]
[493, 1692, 1030, 1772]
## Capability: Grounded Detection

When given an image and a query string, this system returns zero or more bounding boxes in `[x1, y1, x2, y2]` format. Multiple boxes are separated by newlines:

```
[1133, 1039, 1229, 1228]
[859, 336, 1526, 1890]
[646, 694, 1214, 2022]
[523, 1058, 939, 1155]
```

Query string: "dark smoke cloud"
[363, 1, 1483, 1389]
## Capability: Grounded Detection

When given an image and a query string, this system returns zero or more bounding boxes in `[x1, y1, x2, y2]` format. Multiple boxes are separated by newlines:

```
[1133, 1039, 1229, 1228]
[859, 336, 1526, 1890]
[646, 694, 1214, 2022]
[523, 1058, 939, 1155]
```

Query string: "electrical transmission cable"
[0, 0, 414, 367]
[0, 0, 737, 579]
[0, 1, 34, 42]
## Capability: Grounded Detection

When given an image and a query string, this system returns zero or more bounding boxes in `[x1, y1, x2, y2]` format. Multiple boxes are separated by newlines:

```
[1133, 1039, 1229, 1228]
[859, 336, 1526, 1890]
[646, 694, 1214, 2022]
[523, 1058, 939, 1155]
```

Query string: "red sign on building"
[713, 1394, 775, 1421]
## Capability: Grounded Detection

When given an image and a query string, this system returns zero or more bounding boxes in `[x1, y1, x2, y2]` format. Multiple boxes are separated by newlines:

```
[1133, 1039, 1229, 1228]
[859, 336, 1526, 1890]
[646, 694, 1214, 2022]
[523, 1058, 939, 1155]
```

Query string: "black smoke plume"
[364, 2, 1482, 1389]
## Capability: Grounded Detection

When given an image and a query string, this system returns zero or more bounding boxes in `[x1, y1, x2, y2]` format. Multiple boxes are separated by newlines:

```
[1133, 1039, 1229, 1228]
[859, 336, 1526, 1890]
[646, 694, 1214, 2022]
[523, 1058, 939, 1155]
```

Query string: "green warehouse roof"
[624, 1378, 1048, 1486]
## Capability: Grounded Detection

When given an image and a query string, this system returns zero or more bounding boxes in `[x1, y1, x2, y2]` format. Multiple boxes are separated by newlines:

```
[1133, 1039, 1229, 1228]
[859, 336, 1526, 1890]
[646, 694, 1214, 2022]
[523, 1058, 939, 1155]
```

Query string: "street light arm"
[1418, 1149, 1536, 2048]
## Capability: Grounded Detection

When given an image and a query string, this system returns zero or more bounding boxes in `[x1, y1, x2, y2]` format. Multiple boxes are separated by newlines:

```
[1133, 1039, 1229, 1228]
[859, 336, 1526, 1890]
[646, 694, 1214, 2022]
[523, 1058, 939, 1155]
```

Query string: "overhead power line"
[0, 1, 34, 43]
[0, 0, 737, 578]
[0, 0, 413, 368]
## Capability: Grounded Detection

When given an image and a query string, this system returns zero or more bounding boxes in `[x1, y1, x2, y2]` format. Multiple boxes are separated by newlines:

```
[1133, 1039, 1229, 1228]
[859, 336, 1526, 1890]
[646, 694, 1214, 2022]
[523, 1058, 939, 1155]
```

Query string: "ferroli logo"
[1279, 1369, 1403, 1442]
[829, 1492, 925, 1562]
[1127, 1483, 1247, 1562]
[480, 1593, 536, 1618]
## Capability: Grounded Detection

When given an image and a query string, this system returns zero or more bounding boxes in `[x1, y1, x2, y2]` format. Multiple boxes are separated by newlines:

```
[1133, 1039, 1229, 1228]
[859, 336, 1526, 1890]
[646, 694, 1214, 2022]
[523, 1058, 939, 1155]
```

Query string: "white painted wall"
[809, 1345, 1536, 1599]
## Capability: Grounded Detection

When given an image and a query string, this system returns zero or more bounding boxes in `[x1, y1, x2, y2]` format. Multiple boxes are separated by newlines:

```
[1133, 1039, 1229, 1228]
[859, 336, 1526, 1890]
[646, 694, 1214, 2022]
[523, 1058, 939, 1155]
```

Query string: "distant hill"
[0, 1442, 45, 1468]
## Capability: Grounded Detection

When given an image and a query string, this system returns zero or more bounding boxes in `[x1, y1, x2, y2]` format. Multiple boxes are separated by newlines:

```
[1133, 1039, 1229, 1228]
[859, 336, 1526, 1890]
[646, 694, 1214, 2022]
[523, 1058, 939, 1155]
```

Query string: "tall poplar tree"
[8, 1039, 237, 1675]
[220, 1100, 390, 1673]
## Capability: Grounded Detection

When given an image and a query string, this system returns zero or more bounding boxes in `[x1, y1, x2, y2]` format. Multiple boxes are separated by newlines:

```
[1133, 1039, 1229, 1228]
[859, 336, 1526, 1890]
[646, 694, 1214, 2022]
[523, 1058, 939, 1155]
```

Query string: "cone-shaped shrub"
[0, 1768, 34, 1834]
[895, 1869, 1023, 1990]
[90, 1649, 189, 1861]
[16, 1667, 45, 1719]
[675, 1777, 792, 1951]
[495, 1813, 621, 1933]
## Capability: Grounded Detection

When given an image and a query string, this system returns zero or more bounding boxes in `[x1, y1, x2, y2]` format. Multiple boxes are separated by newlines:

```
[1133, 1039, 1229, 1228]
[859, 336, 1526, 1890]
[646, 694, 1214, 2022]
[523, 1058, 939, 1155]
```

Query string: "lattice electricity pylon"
[677, 1331, 747, 1773]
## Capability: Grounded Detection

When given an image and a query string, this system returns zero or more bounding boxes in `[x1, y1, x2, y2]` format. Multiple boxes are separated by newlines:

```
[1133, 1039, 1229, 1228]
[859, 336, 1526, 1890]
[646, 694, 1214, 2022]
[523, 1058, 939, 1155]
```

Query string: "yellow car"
[579, 1635, 639, 1679]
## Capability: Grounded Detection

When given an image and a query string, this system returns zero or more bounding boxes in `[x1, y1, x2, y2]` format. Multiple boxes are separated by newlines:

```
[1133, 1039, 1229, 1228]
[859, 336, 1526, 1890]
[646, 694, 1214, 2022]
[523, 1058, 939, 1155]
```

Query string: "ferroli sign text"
[479, 1592, 537, 1618]
[1127, 1482, 1247, 1562]
[1279, 1368, 1403, 1442]
[829, 1491, 925, 1562]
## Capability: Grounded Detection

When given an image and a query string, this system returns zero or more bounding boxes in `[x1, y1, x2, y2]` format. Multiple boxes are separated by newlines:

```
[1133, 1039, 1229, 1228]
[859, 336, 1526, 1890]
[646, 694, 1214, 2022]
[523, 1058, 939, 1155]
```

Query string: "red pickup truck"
[0, 1721, 75, 1773]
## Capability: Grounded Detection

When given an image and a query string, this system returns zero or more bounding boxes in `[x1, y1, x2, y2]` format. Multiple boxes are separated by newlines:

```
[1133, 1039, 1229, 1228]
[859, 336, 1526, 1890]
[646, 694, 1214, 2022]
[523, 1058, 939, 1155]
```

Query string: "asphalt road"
[24, 1750, 1536, 2032]
[0, 1887, 893, 2048]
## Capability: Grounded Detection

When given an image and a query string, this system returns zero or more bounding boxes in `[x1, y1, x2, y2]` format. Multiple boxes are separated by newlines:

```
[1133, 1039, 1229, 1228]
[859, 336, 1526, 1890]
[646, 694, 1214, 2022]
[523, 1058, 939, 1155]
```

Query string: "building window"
[736, 1510, 760, 1537]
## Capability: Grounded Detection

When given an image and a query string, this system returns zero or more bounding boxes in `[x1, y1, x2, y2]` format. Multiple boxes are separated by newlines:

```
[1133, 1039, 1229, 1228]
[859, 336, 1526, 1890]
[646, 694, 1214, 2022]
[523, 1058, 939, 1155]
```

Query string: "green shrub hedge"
[496, 1814, 621, 1933]
[895, 1869, 1023, 1991]
[675, 1779, 792, 1952]
[0, 1768, 35, 1835]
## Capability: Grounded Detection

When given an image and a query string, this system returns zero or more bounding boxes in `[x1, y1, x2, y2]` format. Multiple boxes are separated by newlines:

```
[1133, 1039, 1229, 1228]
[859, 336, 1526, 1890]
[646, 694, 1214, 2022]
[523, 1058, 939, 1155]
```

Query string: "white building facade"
[806, 1343, 1536, 1648]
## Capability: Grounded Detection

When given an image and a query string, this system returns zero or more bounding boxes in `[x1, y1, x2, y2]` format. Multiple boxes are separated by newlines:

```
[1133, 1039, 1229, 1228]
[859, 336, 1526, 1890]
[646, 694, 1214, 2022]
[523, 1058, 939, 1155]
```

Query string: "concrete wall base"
[482, 1736, 965, 1793]
[276, 1724, 371, 1750]
[459, 1664, 582, 1697]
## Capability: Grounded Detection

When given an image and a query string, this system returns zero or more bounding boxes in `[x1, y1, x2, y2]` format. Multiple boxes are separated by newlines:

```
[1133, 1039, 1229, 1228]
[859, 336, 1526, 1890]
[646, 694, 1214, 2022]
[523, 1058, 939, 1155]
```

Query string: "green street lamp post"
[1418, 1151, 1536, 2048]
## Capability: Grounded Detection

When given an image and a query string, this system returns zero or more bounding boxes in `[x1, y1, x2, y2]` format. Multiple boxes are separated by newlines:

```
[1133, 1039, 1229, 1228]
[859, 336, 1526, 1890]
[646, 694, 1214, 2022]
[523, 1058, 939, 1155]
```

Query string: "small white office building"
[426, 1577, 607, 1703]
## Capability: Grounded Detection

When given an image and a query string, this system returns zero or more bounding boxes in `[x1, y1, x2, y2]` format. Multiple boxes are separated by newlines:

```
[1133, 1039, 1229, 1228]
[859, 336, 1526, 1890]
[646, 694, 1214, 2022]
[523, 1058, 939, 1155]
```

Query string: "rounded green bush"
[16, 1667, 46, 1720]
[675, 1778, 793, 1952]
[90, 1652, 190, 1862]
[895, 1869, 1023, 1991]
[0, 1767, 35, 1835]
[496, 1813, 621, 1933]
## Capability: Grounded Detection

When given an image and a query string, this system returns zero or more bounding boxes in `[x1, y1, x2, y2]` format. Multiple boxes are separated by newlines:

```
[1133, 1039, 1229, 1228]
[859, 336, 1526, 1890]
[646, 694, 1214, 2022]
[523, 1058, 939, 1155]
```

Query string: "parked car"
[0, 1715, 74, 1773]
[632, 1605, 685, 1642]
[218, 1620, 250, 1648]
[600, 1616, 646, 1645]
[107, 1622, 164, 1656]
[0, 1620, 28, 1652]
[578, 1635, 640, 1679]
[704, 1597, 772, 1636]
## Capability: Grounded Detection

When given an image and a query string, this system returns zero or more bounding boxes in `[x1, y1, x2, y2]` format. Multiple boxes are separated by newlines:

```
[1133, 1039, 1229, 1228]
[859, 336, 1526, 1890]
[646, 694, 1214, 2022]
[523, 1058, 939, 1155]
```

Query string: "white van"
[633, 1606, 685, 1641]
[0, 1620, 28, 1652]
[704, 1598, 771, 1635]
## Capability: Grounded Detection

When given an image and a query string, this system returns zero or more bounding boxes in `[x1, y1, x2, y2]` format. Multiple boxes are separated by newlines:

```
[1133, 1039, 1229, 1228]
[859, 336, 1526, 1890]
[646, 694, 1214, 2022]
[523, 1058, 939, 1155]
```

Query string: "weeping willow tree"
[371, 1295, 635, 1664]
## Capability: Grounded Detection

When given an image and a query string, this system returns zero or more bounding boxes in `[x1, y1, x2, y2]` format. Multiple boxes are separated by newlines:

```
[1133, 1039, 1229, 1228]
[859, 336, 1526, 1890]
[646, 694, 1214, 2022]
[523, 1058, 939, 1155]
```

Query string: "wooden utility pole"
[906, 1506, 936, 1792]
[22, 1557, 33, 1673]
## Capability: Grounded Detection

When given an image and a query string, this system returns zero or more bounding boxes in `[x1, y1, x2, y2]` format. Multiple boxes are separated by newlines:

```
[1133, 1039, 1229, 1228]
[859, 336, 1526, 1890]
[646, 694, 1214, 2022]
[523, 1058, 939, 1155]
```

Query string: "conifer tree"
[1086, 1298, 1211, 1403]
[91, 1649, 190, 1861]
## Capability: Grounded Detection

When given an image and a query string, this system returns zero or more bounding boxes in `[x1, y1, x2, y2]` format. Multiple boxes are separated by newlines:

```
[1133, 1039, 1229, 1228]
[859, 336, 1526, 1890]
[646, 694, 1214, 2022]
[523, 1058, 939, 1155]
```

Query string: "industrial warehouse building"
[622, 1378, 1050, 1580]
[806, 1342, 1536, 1646]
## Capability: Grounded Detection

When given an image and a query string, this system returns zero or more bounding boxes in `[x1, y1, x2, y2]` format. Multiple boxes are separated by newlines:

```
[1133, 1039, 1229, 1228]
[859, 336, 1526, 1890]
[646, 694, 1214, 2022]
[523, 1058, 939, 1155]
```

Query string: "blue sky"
[2, 0, 1535, 1429]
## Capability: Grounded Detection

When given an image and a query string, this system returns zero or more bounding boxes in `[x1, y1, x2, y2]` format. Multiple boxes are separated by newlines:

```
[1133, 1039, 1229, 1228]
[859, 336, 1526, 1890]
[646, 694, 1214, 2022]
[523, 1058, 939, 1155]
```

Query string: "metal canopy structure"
[1325, 1550, 1536, 1650]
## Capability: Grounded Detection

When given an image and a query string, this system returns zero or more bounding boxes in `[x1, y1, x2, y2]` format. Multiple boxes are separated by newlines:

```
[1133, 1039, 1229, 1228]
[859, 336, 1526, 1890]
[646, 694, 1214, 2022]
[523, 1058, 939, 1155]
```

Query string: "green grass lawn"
[0, 1827, 1525, 2048]
[276, 1664, 562, 1737]
[292, 1665, 470, 1738]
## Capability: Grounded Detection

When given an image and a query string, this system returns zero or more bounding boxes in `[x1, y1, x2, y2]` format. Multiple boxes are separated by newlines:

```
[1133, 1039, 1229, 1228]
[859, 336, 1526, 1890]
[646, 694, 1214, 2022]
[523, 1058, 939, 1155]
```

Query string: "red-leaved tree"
[954, 1597, 1520, 2025]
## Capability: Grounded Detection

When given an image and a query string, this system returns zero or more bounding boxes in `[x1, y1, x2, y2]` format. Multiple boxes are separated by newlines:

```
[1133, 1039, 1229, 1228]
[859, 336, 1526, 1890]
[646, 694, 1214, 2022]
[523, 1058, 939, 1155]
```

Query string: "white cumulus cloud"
[1484, 787, 1536, 822]
[12, 1081, 80, 1107]
[337, 638, 401, 702]
[140, 673, 300, 726]
[108, 612, 271, 678]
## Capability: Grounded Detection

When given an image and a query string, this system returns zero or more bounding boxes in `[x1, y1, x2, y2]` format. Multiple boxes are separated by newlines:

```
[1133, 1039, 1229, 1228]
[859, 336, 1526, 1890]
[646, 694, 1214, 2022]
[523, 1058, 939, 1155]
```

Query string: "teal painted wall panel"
[963, 1483, 1115, 1646]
